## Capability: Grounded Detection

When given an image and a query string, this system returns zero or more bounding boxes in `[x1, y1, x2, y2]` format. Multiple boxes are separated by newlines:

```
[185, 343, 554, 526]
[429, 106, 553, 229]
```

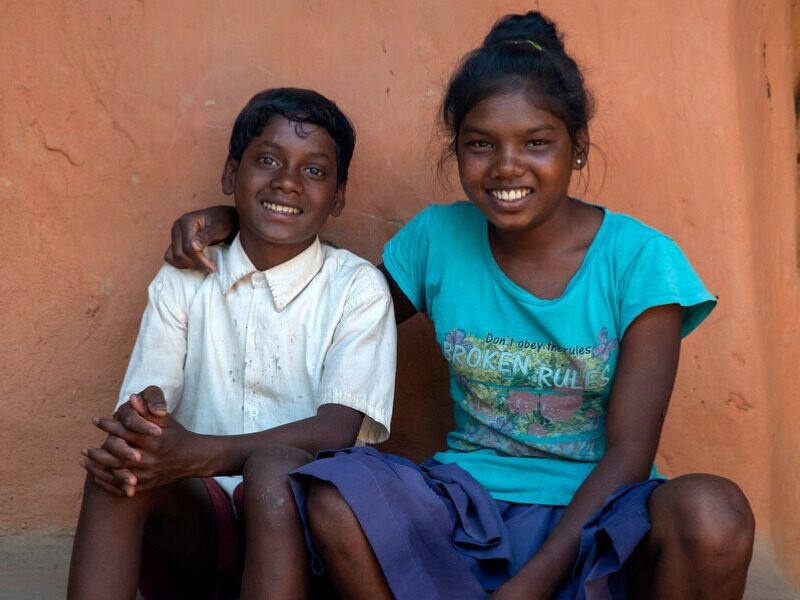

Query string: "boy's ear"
[329, 182, 346, 218]
[221, 156, 238, 195]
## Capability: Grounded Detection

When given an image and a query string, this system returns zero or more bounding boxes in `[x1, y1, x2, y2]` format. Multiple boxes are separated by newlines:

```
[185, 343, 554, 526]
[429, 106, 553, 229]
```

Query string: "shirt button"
[249, 408, 259, 418]
[251, 272, 267, 288]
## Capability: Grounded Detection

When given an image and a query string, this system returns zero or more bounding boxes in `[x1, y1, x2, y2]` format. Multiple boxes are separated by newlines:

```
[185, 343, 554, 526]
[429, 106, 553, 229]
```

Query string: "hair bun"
[482, 11, 564, 52]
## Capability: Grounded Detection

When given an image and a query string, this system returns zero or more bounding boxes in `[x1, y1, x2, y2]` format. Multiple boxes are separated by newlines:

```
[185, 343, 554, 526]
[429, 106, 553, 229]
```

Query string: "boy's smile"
[222, 115, 345, 270]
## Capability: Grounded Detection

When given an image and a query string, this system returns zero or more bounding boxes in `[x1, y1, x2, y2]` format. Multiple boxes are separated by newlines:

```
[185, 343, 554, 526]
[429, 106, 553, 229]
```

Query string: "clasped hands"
[80, 386, 192, 497]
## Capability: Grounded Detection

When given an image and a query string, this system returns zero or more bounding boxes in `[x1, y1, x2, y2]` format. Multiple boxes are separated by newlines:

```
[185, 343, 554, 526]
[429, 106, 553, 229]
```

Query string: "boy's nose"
[270, 166, 303, 193]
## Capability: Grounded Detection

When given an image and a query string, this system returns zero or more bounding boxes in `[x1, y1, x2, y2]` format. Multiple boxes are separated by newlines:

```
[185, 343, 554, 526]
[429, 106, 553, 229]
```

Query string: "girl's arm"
[378, 264, 418, 325]
[493, 303, 682, 600]
[163, 208, 419, 327]
[165, 205, 239, 271]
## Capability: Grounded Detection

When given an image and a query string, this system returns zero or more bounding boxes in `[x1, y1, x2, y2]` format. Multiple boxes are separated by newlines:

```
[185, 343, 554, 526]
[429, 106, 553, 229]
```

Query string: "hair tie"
[505, 39, 543, 51]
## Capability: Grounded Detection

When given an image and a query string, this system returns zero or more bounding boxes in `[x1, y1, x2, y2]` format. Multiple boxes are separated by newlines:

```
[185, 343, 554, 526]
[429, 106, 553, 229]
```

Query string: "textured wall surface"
[1, 0, 797, 584]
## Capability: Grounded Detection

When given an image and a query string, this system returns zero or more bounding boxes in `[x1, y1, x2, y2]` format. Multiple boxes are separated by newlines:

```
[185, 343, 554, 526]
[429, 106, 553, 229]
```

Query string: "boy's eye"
[258, 155, 277, 166]
[305, 166, 324, 177]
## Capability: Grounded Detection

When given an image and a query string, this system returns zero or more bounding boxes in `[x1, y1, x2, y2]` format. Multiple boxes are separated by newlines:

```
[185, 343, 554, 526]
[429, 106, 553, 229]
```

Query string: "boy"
[67, 88, 396, 599]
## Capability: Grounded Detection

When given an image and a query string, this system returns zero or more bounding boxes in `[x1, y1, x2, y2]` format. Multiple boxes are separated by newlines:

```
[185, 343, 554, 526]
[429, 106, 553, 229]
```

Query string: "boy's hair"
[229, 87, 356, 185]
[440, 11, 594, 164]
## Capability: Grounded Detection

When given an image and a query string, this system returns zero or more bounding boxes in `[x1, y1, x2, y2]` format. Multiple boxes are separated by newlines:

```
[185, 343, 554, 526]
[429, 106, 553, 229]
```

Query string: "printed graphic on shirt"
[442, 327, 618, 461]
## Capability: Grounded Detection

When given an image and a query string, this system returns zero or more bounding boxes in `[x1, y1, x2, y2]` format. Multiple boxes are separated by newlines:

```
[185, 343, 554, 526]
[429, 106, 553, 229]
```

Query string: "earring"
[575, 157, 583, 166]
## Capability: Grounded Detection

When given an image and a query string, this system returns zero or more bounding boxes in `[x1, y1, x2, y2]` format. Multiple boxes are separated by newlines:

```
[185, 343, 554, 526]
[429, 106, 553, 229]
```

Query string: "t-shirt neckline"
[479, 201, 610, 305]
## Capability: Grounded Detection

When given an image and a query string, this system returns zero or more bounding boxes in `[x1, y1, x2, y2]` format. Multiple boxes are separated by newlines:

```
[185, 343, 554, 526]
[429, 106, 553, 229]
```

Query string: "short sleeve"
[618, 235, 717, 338]
[116, 267, 194, 413]
[382, 208, 433, 312]
[317, 269, 397, 444]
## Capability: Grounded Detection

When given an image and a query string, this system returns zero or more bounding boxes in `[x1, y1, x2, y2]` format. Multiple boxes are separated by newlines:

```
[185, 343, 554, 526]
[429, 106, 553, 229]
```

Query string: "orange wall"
[1, 0, 797, 583]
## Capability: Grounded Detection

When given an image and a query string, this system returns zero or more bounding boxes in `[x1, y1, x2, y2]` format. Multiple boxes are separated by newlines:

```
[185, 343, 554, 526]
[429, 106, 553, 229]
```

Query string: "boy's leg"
[68, 474, 152, 600]
[140, 477, 221, 597]
[68, 475, 218, 600]
[628, 474, 755, 599]
[239, 445, 313, 600]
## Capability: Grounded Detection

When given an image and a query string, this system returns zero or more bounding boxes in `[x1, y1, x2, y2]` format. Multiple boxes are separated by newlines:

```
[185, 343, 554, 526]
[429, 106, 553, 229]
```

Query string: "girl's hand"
[164, 205, 238, 272]
[489, 558, 558, 600]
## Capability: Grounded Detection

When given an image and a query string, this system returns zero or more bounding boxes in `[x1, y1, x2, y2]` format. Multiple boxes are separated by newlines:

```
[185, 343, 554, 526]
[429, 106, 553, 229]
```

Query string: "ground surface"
[0, 532, 796, 599]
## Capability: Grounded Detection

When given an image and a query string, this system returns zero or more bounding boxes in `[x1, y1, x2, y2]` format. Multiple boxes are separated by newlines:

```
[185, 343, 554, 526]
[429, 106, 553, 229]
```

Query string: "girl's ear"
[574, 128, 590, 169]
[329, 182, 347, 217]
[221, 156, 238, 195]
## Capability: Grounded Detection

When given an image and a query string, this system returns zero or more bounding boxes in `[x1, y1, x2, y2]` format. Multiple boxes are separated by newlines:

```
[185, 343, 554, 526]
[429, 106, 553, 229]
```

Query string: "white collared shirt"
[117, 235, 396, 447]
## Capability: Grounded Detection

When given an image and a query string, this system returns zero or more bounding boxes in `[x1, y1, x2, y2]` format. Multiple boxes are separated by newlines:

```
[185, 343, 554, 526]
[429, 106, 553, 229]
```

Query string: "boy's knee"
[243, 445, 313, 484]
[241, 445, 312, 522]
[654, 474, 754, 564]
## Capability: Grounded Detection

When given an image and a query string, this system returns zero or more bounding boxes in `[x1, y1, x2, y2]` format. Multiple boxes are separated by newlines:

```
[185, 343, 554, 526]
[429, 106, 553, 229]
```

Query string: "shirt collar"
[216, 234, 325, 311]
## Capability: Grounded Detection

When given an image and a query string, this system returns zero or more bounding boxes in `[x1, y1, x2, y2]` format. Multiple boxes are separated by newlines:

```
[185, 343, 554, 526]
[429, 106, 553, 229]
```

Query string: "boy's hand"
[80, 386, 170, 496]
[116, 387, 170, 437]
[164, 205, 238, 272]
[87, 408, 200, 493]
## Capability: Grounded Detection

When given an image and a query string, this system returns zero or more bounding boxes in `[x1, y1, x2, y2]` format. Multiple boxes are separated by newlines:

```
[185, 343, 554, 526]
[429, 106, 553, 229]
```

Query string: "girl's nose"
[492, 148, 525, 179]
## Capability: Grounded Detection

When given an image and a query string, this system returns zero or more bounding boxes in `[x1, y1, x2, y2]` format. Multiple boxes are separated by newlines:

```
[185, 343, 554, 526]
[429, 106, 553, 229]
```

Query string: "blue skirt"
[290, 447, 663, 600]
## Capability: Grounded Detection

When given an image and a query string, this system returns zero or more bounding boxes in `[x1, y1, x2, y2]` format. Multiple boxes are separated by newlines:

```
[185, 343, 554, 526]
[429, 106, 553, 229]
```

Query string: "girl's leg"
[629, 474, 755, 599]
[306, 481, 393, 600]
[68, 475, 218, 600]
[239, 445, 314, 600]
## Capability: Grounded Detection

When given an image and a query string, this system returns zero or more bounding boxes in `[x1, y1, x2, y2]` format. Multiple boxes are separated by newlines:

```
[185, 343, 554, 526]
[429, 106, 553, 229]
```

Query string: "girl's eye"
[466, 140, 492, 151]
[526, 140, 548, 149]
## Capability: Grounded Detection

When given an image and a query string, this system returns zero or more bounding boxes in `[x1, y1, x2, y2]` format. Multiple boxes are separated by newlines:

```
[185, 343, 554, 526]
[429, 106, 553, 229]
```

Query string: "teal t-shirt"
[383, 201, 716, 506]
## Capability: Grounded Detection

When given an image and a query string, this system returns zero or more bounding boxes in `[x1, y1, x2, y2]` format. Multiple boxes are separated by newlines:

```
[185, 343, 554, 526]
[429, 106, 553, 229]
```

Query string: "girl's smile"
[456, 91, 583, 234]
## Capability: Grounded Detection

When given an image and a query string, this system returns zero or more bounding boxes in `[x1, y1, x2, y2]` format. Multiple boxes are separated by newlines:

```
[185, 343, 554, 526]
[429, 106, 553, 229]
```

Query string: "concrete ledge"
[0, 531, 796, 599]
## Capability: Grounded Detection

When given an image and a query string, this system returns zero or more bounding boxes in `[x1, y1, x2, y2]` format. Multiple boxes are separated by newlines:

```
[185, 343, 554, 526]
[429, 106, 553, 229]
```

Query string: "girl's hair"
[440, 11, 594, 164]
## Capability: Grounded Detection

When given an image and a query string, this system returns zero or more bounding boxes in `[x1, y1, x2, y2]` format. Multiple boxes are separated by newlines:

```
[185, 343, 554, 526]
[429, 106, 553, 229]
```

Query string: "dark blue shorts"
[290, 446, 664, 600]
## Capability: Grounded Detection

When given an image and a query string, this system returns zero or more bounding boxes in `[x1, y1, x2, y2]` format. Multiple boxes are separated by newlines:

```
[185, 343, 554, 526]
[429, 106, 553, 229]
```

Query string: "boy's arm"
[85, 267, 396, 489]
[85, 389, 364, 491]
[81, 267, 192, 494]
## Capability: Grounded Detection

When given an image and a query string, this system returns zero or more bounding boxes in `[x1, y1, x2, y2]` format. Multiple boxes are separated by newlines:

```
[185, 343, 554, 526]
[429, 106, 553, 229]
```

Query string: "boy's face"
[222, 115, 345, 270]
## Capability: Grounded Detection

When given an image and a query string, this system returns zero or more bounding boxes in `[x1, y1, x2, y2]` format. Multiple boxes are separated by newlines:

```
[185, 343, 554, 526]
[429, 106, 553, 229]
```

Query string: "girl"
[164, 11, 754, 599]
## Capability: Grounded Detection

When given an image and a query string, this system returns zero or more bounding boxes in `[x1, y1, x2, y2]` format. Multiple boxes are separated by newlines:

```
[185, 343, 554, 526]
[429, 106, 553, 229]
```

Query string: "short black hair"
[441, 11, 594, 163]
[229, 87, 356, 185]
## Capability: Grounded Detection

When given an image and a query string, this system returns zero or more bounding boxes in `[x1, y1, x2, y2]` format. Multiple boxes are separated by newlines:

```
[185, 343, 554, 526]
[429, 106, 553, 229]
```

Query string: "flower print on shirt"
[441, 327, 619, 462]
[591, 327, 618, 362]
[445, 328, 473, 352]
[539, 391, 583, 423]
[506, 390, 540, 414]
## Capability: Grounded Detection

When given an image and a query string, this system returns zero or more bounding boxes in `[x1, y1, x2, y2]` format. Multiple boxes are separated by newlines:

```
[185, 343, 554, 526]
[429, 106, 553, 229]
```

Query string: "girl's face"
[456, 91, 582, 234]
